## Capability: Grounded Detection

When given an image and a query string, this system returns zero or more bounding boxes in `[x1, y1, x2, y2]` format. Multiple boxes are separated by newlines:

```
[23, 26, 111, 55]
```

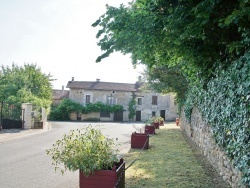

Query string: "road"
[0, 121, 143, 188]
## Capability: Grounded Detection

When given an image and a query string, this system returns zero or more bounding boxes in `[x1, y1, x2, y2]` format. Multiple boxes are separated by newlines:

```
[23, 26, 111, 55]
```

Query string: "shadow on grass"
[124, 124, 230, 188]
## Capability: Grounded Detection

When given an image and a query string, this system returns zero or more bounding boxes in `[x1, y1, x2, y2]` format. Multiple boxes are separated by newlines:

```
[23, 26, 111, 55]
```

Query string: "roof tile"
[66, 81, 141, 92]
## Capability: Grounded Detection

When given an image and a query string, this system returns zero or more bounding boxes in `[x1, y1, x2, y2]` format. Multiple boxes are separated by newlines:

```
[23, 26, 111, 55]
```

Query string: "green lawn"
[124, 122, 230, 188]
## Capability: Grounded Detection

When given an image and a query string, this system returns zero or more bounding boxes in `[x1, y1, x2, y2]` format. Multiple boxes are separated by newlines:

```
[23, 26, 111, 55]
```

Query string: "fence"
[0, 101, 24, 129]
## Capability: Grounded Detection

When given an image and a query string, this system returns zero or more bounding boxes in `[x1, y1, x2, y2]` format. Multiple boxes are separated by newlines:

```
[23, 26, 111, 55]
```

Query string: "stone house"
[52, 86, 69, 105]
[66, 77, 177, 122]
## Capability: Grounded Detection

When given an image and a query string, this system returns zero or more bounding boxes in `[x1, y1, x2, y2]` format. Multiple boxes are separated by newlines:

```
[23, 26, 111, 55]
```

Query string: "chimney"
[72, 77, 74, 81]
[96, 78, 100, 82]
[138, 76, 142, 82]
[62, 85, 64, 95]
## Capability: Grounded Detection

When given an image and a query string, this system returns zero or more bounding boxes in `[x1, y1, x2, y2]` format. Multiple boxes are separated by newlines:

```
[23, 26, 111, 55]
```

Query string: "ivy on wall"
[82, 102, 123, 114]
[128, 93, 136, 121]
[184, 52, 250, 186]
[49, 99, 123, 121]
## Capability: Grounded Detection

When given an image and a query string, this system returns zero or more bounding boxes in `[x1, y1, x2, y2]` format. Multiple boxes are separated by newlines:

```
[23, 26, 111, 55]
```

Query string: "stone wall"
[180, 107, 243, 188]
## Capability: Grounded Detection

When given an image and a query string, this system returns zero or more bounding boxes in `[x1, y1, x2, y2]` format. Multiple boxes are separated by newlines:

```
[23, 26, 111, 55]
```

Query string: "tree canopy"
[0, 63, 53, 108]
[92, 0, 250, 98]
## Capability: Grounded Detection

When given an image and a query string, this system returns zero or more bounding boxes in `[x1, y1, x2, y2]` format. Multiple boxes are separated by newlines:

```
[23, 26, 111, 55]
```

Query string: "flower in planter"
[132, 124, 145, 133]
[143, 119, 155, 134]
[143, 119, 152, 126]
[151, 116, 164, 123]
[46, 125, 120, 176]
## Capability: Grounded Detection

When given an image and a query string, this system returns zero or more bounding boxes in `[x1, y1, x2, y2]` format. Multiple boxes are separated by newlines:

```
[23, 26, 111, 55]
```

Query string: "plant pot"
[131, 132, 149, 149]
[153, 122, 160, 129]
[176, 118, 179, 126]
[79, 158, 125, 188]
[144, 125, 155, 135]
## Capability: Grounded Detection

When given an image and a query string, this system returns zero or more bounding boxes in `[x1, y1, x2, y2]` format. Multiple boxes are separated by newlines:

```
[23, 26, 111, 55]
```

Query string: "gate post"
[22, 103, 33, 129]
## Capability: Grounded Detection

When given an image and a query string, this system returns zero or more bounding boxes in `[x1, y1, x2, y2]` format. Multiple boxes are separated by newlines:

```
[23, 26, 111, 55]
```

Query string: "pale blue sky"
[0, 0, 145, 89]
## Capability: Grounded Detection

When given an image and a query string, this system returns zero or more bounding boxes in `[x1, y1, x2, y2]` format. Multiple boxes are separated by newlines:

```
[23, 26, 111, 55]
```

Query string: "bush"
[83, 118, 101, 122]
[46, 125, 119, 176]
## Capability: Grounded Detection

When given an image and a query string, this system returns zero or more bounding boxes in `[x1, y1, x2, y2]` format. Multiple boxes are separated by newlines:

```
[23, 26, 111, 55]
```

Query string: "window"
[152, 96, 158, 105]
[100, 111, 110, 117]
[107, 96, 115, 105]
[137, 98, 142, 105]
[85, 95, 91, 104]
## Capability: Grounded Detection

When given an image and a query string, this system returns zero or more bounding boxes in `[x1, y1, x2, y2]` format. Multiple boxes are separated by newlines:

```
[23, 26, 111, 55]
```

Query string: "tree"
[0, 63, 53, 108]
[92, 0, 250, 92]
[142, 65, 188, 100]
[128, 93, 136, 120]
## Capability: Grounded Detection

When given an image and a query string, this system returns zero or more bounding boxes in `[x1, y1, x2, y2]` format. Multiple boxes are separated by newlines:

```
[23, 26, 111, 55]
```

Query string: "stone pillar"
[22, 103, 33, 129]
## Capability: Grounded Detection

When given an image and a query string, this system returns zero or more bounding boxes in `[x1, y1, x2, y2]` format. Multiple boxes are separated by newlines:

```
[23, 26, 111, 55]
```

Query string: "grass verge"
[124, 122, 230, 188]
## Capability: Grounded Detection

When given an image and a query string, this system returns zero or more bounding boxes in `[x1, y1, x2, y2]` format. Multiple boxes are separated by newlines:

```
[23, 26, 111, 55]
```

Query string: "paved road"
[0, 121, 143, 188]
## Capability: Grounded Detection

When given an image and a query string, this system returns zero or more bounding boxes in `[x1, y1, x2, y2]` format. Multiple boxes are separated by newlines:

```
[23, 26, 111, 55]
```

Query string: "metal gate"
[0, 102, 24, 129]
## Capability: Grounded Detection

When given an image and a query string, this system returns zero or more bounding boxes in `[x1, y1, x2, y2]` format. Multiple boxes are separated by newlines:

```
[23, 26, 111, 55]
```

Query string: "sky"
[0, 0, 145, 89]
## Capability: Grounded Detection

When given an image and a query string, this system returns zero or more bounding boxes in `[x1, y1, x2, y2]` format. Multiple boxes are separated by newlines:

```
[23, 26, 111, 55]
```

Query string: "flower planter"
[153, 122, 160, 129]
[131, 132, 149, 149]
[80, 158, 125, 188]
[144, 125, 155, 135]
[176, 118, 179, 126]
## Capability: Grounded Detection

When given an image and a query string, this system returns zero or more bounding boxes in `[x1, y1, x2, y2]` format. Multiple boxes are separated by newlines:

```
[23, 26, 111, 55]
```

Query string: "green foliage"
[93, 0, 250, 102]
[143, 65, 188, 100]
[83, 118, 101, 122]
[184, 52, 250, 186]
[49, 99, 123, 121]
[128, 93, 136, 120]
[83, 102, 123, 114]
[46, 125, 119, 176]
[0, 63, 53, 108]
[49, 99, 82, 121]
[151, 116, 164, 123]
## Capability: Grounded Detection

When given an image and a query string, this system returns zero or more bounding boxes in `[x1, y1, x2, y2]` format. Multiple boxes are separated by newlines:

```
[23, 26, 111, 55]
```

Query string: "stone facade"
[180, 107, 244, 188]
[22, 103, 49, 130]
[22, 103, 33, 129]
[67, 80, 178, 122]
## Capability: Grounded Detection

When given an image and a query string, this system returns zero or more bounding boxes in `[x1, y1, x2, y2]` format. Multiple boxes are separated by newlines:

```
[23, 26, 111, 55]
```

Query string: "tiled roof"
[66, 81, 141, 92]
[52, 89, 69, 99]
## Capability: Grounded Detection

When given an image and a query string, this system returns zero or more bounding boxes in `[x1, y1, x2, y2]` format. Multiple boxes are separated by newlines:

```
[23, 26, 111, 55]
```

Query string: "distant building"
[52, 86, 69, 105]
[66, 77, 178, 122]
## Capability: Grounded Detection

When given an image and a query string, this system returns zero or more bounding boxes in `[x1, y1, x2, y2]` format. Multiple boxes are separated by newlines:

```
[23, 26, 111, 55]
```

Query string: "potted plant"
[144, 119, 155, 135]
[151, 116, 160, 129]
[131, 124, 149, 149]
[46, 125, 125, 188]
[159, 117, 164, 126]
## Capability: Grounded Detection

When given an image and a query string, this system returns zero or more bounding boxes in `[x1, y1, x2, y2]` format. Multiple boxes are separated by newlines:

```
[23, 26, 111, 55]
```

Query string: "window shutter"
[152, 96, 157, 105]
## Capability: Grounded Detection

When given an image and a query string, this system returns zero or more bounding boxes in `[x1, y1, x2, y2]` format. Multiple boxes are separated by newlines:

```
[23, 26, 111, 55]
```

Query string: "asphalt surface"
[0, 121, 144, 188]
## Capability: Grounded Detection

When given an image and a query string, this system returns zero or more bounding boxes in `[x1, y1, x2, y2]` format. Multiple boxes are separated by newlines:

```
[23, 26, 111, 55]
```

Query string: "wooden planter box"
[79, 158, 125, 188]
[153, 122, 160, 129]
[131, 132, 149, 149]
[144, 125, 155, 135]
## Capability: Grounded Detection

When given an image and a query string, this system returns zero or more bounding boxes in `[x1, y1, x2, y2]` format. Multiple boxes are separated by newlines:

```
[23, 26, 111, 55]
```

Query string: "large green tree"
[93, 0, 250, 97]
[0, 63, 53, 108]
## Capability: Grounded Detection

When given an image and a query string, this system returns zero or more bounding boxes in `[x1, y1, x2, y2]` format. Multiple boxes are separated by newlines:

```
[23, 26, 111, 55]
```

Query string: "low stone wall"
[180, 107, 243, 188]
